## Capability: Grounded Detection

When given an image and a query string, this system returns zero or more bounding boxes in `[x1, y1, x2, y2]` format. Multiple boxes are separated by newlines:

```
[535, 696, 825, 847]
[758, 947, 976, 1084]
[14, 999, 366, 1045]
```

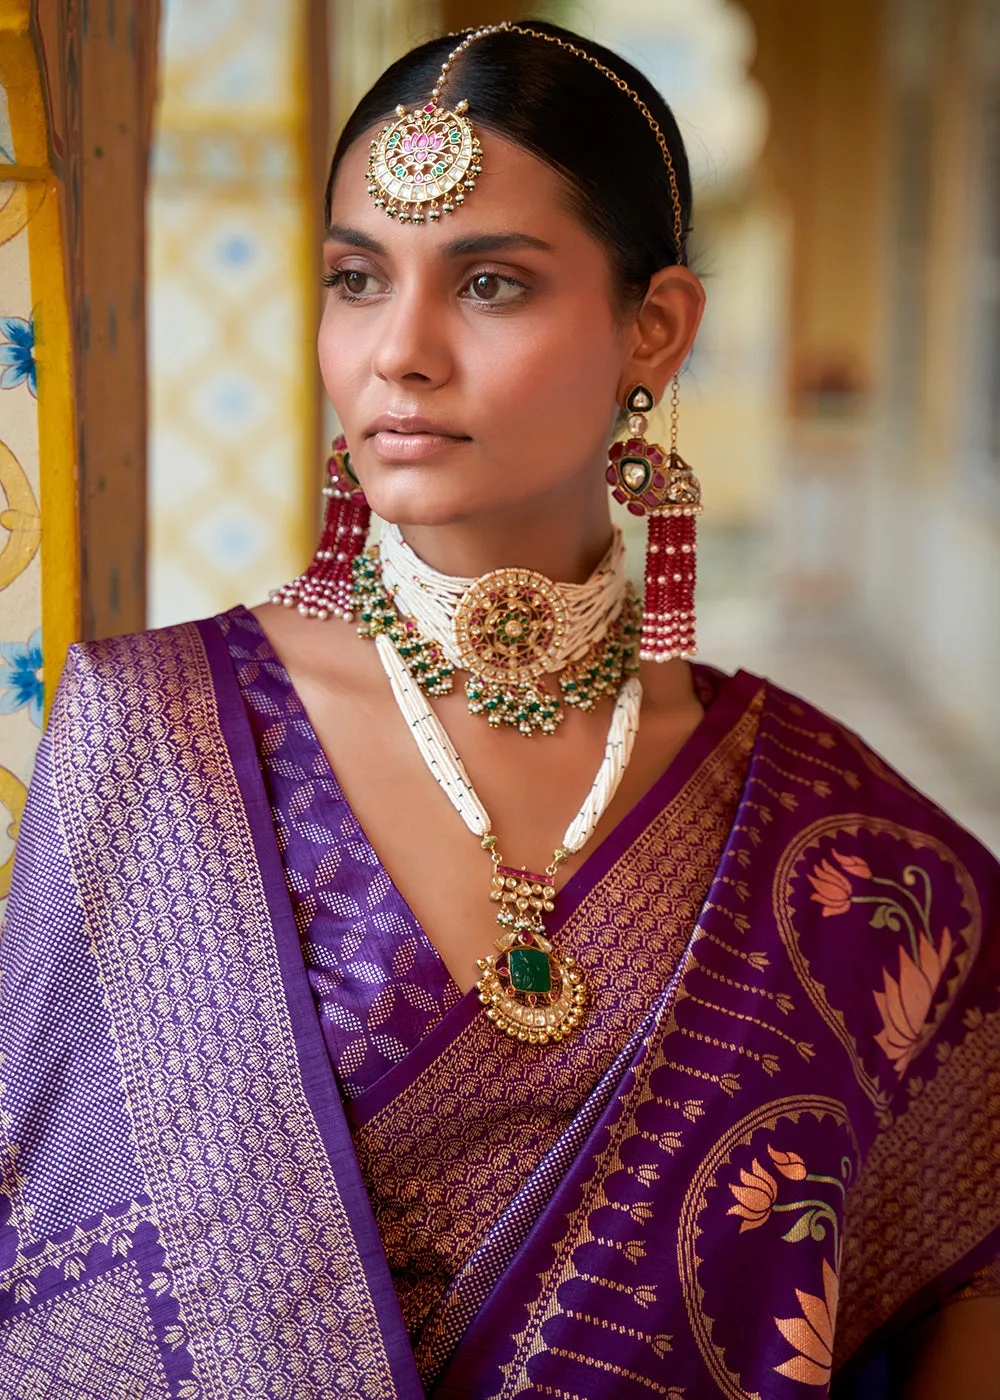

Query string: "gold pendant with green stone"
[475, 845, 588, 1045]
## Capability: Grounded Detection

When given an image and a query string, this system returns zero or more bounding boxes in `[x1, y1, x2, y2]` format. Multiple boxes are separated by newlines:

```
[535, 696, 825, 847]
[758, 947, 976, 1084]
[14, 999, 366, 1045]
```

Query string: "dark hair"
[325, 20, 693, 310]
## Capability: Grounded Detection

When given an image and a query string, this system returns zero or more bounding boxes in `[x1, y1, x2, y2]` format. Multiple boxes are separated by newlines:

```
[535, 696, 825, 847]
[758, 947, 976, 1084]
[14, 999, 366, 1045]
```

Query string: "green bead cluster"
[559, 588, 642, 713]
[352, 554, 642, 735]
[351, 549, 454, 697]
[466, 675, 563, 737]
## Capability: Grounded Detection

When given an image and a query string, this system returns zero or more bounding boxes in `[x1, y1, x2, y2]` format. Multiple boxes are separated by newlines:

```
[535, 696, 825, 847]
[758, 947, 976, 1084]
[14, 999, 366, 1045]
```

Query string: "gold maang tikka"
[365, 27, 493, 223]
[366, 21, 689, 245]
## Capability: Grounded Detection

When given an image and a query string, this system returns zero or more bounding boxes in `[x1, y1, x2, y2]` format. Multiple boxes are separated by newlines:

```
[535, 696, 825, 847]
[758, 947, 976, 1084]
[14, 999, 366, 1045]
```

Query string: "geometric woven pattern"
[0, 1262, 170, 1400]
[219, 605, 462, 1097]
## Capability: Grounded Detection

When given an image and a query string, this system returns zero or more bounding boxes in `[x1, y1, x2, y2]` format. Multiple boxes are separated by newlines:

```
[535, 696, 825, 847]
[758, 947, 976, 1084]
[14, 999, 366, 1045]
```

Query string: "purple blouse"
[218, 605, 462, 1097]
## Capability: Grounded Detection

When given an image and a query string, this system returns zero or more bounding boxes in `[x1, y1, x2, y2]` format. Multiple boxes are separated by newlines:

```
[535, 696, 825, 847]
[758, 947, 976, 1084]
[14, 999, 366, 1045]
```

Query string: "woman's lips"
[370, 429, 468, 463]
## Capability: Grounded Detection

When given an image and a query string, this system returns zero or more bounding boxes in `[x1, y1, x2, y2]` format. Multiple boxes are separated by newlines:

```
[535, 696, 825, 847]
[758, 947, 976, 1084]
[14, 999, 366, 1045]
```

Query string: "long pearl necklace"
[368, 539, 644, 1046]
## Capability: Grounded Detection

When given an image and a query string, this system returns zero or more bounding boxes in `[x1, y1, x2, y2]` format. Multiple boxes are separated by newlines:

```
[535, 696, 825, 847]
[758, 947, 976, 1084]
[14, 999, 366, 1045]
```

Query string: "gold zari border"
[50, 627, 399, 1399]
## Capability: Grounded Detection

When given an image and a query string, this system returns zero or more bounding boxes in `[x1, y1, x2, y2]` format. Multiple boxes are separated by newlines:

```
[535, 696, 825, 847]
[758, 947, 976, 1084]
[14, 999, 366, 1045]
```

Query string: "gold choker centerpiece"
[352, 525, 639, 737]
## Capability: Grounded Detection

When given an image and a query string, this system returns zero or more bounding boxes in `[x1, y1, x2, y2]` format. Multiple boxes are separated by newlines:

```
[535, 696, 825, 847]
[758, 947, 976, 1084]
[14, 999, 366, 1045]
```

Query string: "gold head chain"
[365, 21, 688, 453]
[366, 20, 685, 265]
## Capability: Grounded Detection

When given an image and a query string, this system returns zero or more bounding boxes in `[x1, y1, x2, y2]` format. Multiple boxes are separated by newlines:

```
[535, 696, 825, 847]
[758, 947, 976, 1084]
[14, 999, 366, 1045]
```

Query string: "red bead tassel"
[640, 507, 699, 661]
[269, 436, 370, 621]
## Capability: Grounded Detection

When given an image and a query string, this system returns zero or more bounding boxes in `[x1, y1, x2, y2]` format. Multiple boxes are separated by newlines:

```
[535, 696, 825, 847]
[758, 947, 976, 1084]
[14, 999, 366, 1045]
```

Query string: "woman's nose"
[371, 283, 453, 388]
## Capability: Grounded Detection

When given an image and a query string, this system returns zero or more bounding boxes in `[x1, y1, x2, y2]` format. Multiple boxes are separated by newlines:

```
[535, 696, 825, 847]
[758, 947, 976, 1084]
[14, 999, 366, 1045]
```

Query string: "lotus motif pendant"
[367, 103, 481, 223]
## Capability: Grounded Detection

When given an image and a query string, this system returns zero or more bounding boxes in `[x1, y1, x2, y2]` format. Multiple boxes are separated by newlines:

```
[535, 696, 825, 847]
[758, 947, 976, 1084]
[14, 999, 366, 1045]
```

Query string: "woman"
[1, 20, 998, 1400]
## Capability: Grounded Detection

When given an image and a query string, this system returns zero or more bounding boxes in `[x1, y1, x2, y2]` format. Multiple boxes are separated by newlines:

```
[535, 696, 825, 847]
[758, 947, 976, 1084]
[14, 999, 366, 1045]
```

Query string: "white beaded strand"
[374, 633, 642, 855]
[562, 676, 642, 852]
[375, 634, 491, 836]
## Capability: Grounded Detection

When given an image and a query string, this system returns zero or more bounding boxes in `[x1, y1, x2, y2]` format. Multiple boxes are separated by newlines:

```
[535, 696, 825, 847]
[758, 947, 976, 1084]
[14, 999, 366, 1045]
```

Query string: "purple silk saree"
[1, 615, 999, 1399]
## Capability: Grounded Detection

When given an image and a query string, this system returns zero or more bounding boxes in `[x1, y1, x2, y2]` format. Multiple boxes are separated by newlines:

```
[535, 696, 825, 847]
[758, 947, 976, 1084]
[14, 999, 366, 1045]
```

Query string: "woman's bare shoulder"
[248, 600, 378, 697]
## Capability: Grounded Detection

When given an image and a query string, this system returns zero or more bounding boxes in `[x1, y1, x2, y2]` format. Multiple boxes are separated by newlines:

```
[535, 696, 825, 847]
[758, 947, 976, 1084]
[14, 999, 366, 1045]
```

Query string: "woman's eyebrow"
[323, 225, 553, 259]
[443, 232, 554, 257]
[324, 225, 388, 253]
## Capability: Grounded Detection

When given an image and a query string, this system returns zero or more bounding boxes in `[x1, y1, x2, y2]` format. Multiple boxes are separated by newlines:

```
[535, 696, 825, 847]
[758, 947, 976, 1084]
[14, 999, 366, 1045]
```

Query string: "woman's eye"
[466, 273, 526, 304]
[342, 270, 380, 296]
[324, 268, 383, 298]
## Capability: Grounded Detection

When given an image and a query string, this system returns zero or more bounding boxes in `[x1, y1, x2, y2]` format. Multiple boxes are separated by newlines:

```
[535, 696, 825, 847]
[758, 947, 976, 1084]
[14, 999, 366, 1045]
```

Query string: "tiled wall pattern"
[0, 76, 46, 903]
[148, 0, 314, 626]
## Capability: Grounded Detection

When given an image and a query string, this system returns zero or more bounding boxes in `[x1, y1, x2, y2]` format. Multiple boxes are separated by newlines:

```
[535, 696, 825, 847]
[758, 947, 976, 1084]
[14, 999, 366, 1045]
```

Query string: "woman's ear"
[618, 266, 706, 404]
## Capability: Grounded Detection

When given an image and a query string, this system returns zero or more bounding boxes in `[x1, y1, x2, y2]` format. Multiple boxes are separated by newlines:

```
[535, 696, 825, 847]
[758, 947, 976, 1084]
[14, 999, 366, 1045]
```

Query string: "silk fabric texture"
[1, 612, 998, 1399]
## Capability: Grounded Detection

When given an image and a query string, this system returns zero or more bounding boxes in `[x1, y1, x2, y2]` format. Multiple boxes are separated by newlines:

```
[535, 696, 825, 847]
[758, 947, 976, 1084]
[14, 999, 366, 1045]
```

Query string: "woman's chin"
[358, 468, 512, 530]
[365, 491, 501, 530]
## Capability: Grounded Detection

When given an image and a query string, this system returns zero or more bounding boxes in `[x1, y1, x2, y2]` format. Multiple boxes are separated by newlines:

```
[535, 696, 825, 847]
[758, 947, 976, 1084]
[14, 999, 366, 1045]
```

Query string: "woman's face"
[319, 127, 636, 528]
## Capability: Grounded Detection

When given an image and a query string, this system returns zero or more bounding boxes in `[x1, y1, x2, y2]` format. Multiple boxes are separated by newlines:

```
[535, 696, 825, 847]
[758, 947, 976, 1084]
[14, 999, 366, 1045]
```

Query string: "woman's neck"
[396, 473, 615, 585]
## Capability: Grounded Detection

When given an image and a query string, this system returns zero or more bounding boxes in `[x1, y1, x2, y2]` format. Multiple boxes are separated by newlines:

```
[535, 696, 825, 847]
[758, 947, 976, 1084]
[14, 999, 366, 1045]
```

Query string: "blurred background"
[0, 0, 997, 901]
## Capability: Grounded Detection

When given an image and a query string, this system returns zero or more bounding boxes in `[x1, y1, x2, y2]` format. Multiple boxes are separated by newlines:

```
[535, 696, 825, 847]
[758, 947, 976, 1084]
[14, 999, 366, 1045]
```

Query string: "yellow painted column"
[147, 0, 324, 624]
[0, 3, 79, 899]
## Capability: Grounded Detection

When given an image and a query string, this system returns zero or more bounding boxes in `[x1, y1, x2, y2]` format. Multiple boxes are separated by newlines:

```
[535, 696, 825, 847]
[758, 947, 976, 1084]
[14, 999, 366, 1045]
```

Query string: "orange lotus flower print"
[874, 927, 954, 1073]
[831, 850, 871, 880]
[807, 859, 852, 916]
[774, 1259, 839, 1387]
[726, 1159, 778, 1232]
[767, 1145, 808, 1181]
[807, 849, 876, 915]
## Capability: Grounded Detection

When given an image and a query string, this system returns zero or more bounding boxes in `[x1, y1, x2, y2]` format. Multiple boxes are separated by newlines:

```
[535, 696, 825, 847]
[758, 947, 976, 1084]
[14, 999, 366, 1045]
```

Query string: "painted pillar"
[147, 0, 327, 626]
[0, 4, 76, 900]
[0, 1, 158, 904]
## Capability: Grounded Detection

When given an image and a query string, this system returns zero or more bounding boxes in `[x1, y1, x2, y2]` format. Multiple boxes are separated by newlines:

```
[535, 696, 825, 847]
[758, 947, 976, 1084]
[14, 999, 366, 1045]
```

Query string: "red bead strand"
[640, 507, 699, 662]
[269, 436, 370, 621]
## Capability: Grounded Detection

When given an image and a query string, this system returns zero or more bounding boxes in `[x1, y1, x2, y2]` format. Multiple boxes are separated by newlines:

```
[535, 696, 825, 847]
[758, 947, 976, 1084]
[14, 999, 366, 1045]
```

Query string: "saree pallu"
[0, 619, 998, 1399]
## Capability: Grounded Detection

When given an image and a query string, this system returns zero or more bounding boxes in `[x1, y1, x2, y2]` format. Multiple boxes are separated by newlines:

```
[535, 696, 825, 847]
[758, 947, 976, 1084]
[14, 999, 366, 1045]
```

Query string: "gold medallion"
[367, 102, 481, 223]
[452, 568, 568, 684]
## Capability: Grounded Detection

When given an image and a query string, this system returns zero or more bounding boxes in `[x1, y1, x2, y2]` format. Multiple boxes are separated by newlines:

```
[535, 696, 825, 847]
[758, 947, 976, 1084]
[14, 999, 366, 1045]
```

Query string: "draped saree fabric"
[1, 617, 998, 1398]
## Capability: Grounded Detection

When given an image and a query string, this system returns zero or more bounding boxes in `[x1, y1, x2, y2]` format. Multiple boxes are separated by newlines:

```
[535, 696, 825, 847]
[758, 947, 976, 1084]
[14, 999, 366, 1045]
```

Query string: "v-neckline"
[229, 604, 762, 1003]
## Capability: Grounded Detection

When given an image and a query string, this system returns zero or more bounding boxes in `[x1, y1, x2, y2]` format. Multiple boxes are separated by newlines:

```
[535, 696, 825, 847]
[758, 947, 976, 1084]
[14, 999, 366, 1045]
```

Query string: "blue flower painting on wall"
[0, 627, 43, 727]
[0, 314, 36, 396]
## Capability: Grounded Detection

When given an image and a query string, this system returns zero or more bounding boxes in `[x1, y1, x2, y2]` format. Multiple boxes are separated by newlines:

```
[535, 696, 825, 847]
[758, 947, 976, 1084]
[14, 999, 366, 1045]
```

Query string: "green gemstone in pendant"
[508, 947, 552, 994]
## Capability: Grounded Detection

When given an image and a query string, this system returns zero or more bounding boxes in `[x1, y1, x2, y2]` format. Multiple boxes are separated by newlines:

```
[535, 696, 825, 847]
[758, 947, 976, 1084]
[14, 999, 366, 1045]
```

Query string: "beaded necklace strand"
[357, 535, 644, 1044]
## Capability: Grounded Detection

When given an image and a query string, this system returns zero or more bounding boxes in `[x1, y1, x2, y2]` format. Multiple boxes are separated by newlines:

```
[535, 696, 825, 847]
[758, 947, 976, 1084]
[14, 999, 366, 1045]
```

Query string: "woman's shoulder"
[59, 613, 220, 684]
[50, 613, 240, 734]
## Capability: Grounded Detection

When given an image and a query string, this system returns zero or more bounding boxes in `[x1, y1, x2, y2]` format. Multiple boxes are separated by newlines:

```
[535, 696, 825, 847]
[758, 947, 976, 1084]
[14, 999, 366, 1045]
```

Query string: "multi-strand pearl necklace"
[363, 533, 644, 1045]
[379, 522, 629, 670]
[356, 524, 642, 737]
